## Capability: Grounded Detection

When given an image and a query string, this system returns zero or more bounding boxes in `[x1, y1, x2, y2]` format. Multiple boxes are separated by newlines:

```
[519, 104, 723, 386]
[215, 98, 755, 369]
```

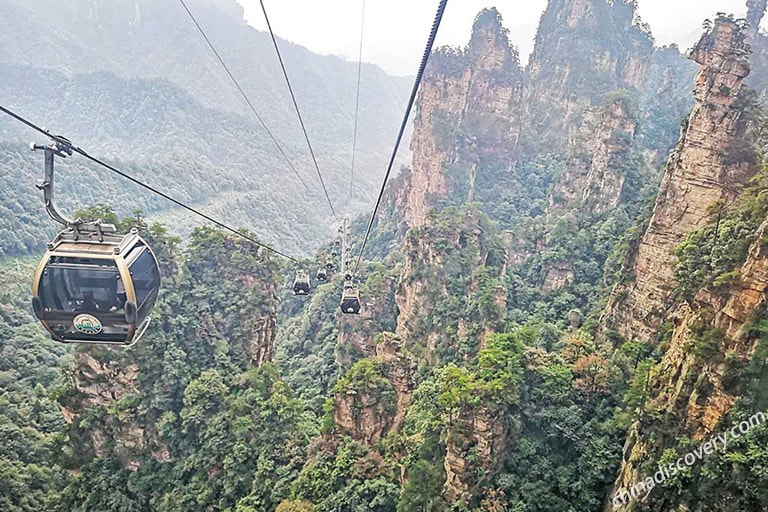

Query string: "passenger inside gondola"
[110, 276, 127, 312]
[77, 291, 100, 312]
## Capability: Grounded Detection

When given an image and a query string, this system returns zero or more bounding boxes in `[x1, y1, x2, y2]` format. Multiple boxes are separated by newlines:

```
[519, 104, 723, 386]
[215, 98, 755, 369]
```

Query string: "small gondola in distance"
[340, 278, 361, 315]
[293, 269, 311, 295]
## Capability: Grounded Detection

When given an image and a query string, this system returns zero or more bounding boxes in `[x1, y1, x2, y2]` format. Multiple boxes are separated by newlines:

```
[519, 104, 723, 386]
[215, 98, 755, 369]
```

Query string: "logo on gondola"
[73, 314, 103, 335]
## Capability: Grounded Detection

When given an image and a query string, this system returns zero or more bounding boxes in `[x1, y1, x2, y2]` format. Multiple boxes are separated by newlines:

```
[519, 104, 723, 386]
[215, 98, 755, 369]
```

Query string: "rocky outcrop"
[525, 0, 653, 151]
[405, 8, 523, 227]
[60, 350, 162, 468]
[396, 208, 506, 364]
[718, 221, 768, 338]
[244, 315, 275, 366]
[70, 351, 140, 407]
[607, 219, 768, 511]
[441, 339, 531, 504]
[333, 382, 393, 446]
[548, 96, 639, 215]
[374, 334, 417, 432]
[601, 18, 756, 346]
[443, 406, 508, 504]
[580, 99, 638, 212]
[670, 219, 768, 434]
[605, 18, 767, 512]
[332, 334, 416, 445]
[541, 260, 575, 292]
[403, 0, 690, 226]
[241, 274, 278, 366]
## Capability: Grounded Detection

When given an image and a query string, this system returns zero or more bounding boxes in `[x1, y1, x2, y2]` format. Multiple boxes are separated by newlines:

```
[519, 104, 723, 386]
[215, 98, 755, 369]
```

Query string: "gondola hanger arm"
[32, 140, 116, 241]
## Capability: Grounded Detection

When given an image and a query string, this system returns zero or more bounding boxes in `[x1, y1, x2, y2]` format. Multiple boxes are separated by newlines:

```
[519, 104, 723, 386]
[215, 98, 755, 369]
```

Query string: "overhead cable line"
[258, 0, 338, 219]
[354, 0, 448, 272]
[0, 104, 299, 262]
[177, 0, 311, 192]
[350, 0, 367, 203]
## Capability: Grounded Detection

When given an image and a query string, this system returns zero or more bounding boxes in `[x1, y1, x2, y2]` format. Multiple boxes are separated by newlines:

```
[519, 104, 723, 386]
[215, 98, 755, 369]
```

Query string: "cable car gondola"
[293, 270, 311, 295]
[316, 267, 328, 282]
[30, 140, 161, 346]
[33, 229, 161, 345]
[340, 278, 361, 315]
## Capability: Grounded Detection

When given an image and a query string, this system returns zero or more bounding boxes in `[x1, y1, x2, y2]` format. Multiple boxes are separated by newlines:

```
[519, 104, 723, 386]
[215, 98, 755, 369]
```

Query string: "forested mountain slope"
[5, 1, 768, 512]
[0, 0, 411, 255]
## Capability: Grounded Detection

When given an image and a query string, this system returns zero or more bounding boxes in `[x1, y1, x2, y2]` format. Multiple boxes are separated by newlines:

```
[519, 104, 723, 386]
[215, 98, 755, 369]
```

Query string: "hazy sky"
[237, 0, 754, 75]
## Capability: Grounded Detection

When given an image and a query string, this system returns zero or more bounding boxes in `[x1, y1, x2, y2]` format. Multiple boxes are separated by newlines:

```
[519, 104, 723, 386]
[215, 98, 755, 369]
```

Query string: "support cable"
[350, 0, 366, 203]
[0, 104, 298, 262]
[354, 0, 448, 272]
[178, 0, 311, 192]
[258, 0, 338, 219]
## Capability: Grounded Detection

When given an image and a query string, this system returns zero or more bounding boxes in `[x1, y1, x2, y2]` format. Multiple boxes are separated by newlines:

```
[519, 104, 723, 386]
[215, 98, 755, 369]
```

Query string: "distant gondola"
[340, 279, 361, 315]
[293, 270, 311, 295]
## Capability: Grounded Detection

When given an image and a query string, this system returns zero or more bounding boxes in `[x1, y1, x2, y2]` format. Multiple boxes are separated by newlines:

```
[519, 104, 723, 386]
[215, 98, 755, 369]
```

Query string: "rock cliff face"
[604, 18, 768, 511]
[405, 8, 523, 227]
[314, 4, 768, 509]
[548, 96, 639, 216]
[442, 406, 508, 504]
[332, 334, 416, 445]
[402, 0, 695, 235]
[718, 221, 768, 339]
[396, 208, 506, 364]
[385, 2, 696, 504]
[242, 275, 278, 366]
[524, 0, 653, 151]
[607, 219, 768, 511]
[602, 18, 755, 346]
[389, 208, 511, 504]
[191, 273, 278, 366]
[61, 350, 167, 468]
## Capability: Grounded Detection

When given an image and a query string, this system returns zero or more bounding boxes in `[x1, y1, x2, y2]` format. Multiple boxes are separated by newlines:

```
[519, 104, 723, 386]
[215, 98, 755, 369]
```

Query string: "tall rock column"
[547, 95, 639, 216]
[405, 8, 523, 227]
[601, 18, 754, 345]
[524, 0, 653, 151]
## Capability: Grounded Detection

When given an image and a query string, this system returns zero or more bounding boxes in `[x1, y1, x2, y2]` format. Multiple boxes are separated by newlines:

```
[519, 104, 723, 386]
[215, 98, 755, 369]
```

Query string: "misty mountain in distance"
[0, 0, 412, 255]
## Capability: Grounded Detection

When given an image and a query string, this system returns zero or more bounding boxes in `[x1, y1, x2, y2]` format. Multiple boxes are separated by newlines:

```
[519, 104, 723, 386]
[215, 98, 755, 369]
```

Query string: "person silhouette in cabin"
[110, 276, 127, 312]
[79, 291, 100, 312]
